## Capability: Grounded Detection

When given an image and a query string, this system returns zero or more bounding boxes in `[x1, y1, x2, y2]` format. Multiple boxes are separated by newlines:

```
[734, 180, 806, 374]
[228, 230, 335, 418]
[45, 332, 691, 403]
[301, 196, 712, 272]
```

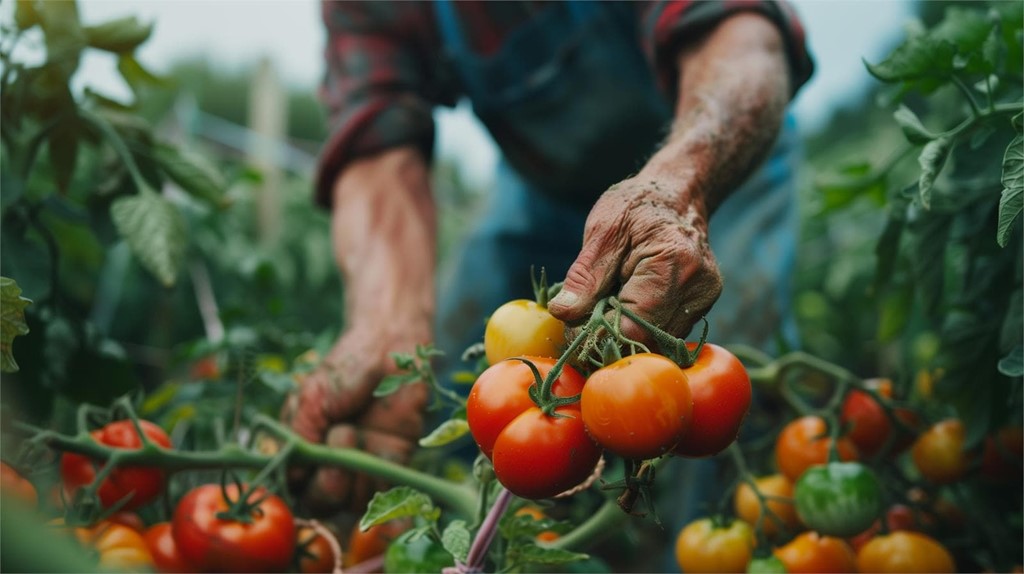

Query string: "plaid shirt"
[315, 0, 814, 207]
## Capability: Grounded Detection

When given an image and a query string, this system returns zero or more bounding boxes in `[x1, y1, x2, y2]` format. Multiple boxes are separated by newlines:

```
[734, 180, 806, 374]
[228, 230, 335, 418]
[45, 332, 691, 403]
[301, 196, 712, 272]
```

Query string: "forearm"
[639, 13, 791, 217]
[331, 146, 437, 337]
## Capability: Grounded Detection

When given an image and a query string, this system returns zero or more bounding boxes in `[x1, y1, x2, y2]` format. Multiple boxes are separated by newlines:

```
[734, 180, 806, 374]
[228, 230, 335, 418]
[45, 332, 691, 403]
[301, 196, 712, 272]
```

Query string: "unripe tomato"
[60, 419, 172, 510]
[143, 522, 197, 573]
[774, 416, 857, 482]
[840, 379, 918, 457]
[0, 462, 37, 506]
[794, 462, 883, 537]
[773, 531, 857, 574]
[733, 474, 800, 538]
[675, 518, 755, 573]
[484, 299, 565, 365]
[746, 556, 787, 573]
[980, 425, 1023, 483]
[912, 419, 969, 485]
[582, 353, 693, 459]
[856, 531, 955, 573]
[673, 343, 752, 458]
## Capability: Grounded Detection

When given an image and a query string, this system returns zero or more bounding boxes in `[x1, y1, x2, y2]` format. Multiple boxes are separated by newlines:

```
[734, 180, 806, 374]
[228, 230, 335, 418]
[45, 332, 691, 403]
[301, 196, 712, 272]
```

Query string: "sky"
[44, 1, 915, 189]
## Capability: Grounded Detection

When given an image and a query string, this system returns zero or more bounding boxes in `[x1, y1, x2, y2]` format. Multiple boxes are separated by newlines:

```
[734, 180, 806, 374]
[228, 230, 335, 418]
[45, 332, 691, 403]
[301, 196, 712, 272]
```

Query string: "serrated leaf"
[153, 143, 228, 208]
[373, 372, 421, 397]
[998, 134, 1023, 247]
[360, 487, 439, 531]
[84, 16, 153, 53]
[918, 137, 952, 208]
[0, 277, 32, 373]
[441, 520, 470, 563]
[419, 419, 470, 448]
[865, 36, 957, 83]
[507, 543, 589, 566]
[110, 191, 186, 287]
[998, 345, 1023, 377]
[893, 105, 934, 144]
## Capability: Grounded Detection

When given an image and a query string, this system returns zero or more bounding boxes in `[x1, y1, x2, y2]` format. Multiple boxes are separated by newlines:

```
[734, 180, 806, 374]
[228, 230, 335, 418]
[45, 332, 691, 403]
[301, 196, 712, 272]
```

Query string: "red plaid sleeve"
[315, 1, 449, 208]
[638, 0, 814, 100]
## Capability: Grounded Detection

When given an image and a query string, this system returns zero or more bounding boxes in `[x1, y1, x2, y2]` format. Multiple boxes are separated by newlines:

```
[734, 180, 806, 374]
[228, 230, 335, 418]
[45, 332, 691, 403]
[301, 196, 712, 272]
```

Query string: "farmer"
[282, 0, 813, 544]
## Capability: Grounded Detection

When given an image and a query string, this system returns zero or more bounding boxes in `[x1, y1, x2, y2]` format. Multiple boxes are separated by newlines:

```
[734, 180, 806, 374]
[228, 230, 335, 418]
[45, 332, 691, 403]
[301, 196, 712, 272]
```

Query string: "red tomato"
[1, 462, 37, 506]
[582, 353, 693, 459]
[673, 343, 752, 457]
[840, 379, 918, 457]
[775, 416, 858, 482]
[60, 420, 172, 510]
[144, 522, 197, 573]
[467, 356, 586, 458]
[773, 531, 857, 574]
[296, 526, 337, 574]
[912, 419, 969, 485]
[491, 406, 602, 499]
[981, 426, 1024, 483]
[172, 484, 296, 573]
[484, 300, 566, 365]
[856, 531, 955, 573]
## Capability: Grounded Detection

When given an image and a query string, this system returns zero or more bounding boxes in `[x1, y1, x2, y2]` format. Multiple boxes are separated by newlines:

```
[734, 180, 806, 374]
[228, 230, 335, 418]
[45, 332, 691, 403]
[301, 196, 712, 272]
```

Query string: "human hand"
[280, 325, 430, 516]
[547, 177, 722, 349]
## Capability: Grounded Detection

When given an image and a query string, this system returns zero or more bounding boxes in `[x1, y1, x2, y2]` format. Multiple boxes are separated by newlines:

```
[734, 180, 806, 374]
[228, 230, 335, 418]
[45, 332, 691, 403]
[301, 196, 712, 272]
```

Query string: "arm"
[547, 13, 791, 344]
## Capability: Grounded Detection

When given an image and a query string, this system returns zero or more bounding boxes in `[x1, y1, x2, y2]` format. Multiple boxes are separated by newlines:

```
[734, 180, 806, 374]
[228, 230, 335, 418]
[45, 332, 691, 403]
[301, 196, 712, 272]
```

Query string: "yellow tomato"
[483, 300, 565, 365]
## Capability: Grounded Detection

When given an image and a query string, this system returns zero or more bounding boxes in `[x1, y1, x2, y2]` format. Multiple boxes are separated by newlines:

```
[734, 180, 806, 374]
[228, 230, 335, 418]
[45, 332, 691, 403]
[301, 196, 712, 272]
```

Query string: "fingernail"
[550, 290, 579, 309]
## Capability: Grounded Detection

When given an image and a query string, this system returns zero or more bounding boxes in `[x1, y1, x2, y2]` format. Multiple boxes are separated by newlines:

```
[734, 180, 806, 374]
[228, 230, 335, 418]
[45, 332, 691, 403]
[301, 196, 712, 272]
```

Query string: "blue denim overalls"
[430, 2, 801, 569]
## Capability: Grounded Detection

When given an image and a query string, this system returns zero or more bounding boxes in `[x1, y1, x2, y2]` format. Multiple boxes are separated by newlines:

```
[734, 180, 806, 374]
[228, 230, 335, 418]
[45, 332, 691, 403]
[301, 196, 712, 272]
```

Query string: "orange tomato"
[75, 522, 154, 571]
[912, 419, 969, 485]
[297, 526, 337, 574]
[675, 518, 755, 573]
[733, 474, 801, 538]
[773, 531, 857, 574]
[345, 519, 408, 567]
[775, 416, 858, 482]
[856, 531, 955, 573]
[0, 462, 37, 506]
[515, 506, 560, 543]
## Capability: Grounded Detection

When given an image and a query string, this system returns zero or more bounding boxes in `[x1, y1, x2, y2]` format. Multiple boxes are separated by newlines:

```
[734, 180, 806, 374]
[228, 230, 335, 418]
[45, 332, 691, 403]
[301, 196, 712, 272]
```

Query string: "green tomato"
[794, 462, 884, 537]
[747, 555, 788, 573]
[383, 530, 454, 574]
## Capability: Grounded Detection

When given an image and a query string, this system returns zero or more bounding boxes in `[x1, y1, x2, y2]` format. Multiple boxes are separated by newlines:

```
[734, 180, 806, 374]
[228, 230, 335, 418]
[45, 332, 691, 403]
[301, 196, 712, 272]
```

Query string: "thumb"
[547, 239, 621, 323]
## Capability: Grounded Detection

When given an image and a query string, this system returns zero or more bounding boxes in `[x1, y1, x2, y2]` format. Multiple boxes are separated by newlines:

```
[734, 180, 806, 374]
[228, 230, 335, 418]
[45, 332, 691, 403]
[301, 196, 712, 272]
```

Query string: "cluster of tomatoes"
[467, 296, 753, 500]
[0, 419, 404, 573]
[674, 377, 1024, 573]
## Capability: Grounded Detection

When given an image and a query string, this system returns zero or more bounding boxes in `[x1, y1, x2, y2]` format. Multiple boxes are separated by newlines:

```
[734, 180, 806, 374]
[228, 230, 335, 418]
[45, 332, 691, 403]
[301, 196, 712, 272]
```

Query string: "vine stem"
[458, 487, 513, 573]
[548, 499, 621, 552]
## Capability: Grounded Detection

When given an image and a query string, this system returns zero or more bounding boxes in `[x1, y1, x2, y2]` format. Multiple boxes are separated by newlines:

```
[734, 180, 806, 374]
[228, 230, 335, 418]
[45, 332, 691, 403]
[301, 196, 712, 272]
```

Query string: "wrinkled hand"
[280, 327, 430, 516]
[547, 178, 723, 349]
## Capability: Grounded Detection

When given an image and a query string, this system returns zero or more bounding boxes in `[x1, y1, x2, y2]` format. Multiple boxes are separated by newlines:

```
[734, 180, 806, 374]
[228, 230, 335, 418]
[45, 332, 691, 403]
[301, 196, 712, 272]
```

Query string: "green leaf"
[998, 345, 1023, 377]
[84, 16, 153, 53]
[39, 1, 85, 79]
[1001, 288, 1022, 352]
[153, 143, 229, 208]
[15, 0, 41, 30]
[440, 520, 470, 563]
[878, 282, 913, 343]
[865, 36, 957, 83]
[1013, 112, 1023, 134]
[117, 54, 168, 95]
[507, 543, 589, 566]
[874, 201, 907, 294]
[932, 6, 998, 74]
[373, 372, 421, 398]
[911, 213, 951, 318]
[48, 115, 80, 193]
[893, 105, 935, 144]
[359, 487, 439, 531]
[419, 419, 470, 448]
[997, 134, 1023, 247]
[110, 191, 187, 287]
[918, 137, 952, 209]
[0, 277, 32, 373]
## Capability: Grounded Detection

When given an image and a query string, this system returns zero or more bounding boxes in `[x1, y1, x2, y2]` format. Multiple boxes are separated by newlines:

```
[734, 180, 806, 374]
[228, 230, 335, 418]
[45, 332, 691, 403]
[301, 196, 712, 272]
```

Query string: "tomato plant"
[674, 517, 754, 573]
[773, 531, 857, 574]
[0, 462, 37, 506]
[672, 343, 752, 458]
[60, 419, 172, 510]
[794, 462, 883, 537]
[171, 484, 296, 573]
[74, 522, 154, 572]
[466, 357, 586, 458]
[581, 353, 693, 459]
[856, 531, 956, 573]
[484, 299, 566, 365]
[911, 419, 969, 485]
[733, 474, 801, 538]
[840, 379, 918, 457]
[144, 522, 197, 573]
[775, 416, 857, 482]
[383, 529, 454, 574]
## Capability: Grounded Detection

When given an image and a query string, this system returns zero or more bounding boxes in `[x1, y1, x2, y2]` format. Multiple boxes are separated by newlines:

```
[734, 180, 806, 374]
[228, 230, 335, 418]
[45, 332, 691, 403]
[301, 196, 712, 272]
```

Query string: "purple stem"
[464, 487, 514, 571]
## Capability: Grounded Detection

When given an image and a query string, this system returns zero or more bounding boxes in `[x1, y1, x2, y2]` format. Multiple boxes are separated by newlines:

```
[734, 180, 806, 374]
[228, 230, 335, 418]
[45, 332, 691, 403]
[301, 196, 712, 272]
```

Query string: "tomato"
[672, 343, 752, 458]
[674, 517, 754, 573]
[491, 406, 601, 499]
[296, 526, 336, 574]
[172, 483, 296, 573]
[774, 416, 857, 482]
[514, 506, 560, 542]
[856, 531, 955, 573]
[484, 299, 565, 365]
[346, 520, 408, 567]
[383, 529, 454, 574]
[794, 462, 883, 537]
[911, 419, 969, 485]
[74, 522, 154, 571]
[106, 511, 145, 532]
[848, 504, 935, 552]
[143, 522, 197, 573]
[467, 356, 586, 458]
[840, 379, 918, 457]
[0, 462, 37, 506]
[773, 531, 857, 574]
[60, 419, 172, 510]
[980, 425, 1023, 483]
[747, 556, 788, 573]
[733, 474, 801, 538]
[581, 353, 693, 459]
